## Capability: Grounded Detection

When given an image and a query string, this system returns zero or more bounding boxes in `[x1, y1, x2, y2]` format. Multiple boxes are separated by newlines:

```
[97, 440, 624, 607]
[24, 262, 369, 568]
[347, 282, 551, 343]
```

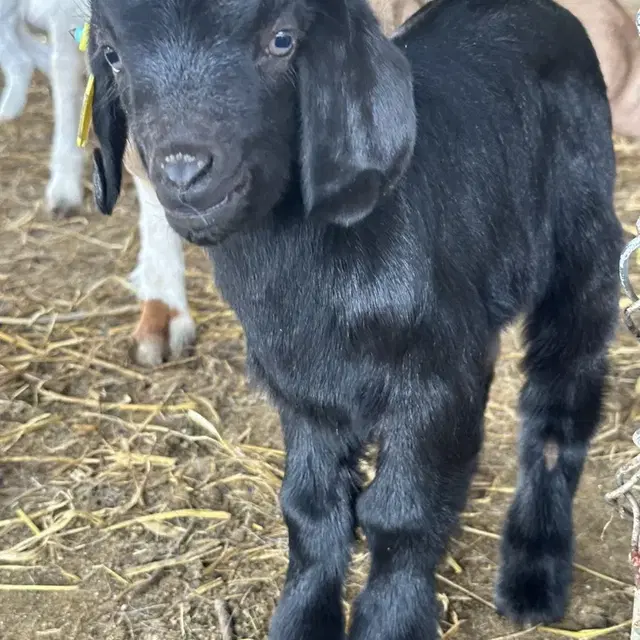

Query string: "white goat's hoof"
[45, 176, 84, 218]
[168, 313, 197, 360]
[0, 94, 27, 120]
[132, 300, 196, 367]
[134, 335, 166, 368]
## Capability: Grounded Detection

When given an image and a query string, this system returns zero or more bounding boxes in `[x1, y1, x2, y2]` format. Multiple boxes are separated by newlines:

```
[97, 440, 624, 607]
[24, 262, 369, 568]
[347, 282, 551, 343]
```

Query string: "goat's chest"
[219, 258, 344, 392]
[209, 229, 405, 413]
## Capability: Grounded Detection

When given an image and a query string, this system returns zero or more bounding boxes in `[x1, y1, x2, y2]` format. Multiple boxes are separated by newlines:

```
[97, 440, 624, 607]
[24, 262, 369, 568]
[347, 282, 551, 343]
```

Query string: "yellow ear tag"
[77, 23, 90, 52]
[77, 74, 95, 148]
[75, 23, 93, 148]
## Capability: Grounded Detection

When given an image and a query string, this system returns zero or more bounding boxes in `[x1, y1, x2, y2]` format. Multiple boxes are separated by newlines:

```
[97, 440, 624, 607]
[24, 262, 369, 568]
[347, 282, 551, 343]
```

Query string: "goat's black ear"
[297, 0, 416, 226]
[88, 31, 127, 216]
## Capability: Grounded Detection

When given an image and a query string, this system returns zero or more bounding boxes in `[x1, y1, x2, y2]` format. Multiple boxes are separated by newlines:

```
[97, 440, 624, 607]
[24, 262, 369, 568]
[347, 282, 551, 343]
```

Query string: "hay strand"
[103, 509, 231, 532]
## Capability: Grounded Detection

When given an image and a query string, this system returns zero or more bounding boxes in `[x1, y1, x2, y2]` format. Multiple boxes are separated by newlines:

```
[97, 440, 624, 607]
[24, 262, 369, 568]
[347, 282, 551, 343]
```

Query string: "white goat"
[0, 0, 196, 366]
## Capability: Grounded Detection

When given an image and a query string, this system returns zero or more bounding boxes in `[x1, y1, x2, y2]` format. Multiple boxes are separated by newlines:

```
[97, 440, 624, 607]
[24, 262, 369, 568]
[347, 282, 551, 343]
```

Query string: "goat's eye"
[268, 31, 295, 57]
[104, 47, 122, 73]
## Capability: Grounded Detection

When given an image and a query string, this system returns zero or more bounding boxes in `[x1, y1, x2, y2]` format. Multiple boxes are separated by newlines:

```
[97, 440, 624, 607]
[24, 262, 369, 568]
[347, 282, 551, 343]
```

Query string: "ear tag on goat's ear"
[77, 74, 95, 148]
[73, 23, 90, 52]
[74, 23, 93, 148]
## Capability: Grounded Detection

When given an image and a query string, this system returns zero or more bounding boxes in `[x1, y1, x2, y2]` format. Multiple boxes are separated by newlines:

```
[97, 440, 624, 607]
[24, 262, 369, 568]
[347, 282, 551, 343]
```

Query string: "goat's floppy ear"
[88, 31, 127, 215]
[297, 0, 416, 226]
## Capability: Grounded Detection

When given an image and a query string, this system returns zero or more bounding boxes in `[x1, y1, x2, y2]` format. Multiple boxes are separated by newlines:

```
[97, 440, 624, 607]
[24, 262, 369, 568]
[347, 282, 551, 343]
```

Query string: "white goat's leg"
[0, 8, 35, 119]
[129, 175, 196, 367]
[17, 25, 51, 76]
[44, 18, 84, 216]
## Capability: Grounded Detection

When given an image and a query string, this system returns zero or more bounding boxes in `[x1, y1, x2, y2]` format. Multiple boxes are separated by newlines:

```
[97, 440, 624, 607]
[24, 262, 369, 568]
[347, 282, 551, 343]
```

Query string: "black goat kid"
[88, 0, 622, 637]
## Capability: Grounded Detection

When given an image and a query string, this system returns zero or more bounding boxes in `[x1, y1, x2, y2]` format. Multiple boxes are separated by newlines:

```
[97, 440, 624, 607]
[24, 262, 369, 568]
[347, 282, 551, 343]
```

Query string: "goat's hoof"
[495, 542, 571, 626]
[168, 313, 197, 360]
[0, 109, 23, 121]
[132, 301, 196, 367]
[132, 315, 195, 367]
[45, 179, 84, 219]
[0, 97, 27, 121]
[48, 203, 84, 219]
[133, 334, 167, 368]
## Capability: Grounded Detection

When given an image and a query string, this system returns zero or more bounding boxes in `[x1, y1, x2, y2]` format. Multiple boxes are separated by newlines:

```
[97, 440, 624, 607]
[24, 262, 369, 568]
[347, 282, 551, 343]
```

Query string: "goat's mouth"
[163, 173, 250, 232]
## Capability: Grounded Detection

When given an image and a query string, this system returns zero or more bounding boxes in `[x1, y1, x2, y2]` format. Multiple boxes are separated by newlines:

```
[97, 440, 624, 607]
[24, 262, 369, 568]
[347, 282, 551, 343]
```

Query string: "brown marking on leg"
[132, 299, 181, 366]
[133, 299, 172, 342]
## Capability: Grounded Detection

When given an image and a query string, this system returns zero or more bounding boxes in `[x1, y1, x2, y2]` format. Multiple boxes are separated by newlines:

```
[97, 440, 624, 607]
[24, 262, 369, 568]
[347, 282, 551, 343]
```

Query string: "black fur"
[87, 0, 623, 637]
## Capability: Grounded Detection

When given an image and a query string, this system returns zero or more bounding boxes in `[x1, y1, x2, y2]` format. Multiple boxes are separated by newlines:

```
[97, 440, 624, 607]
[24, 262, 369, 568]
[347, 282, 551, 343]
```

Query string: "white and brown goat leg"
[129, 174, 196, 367]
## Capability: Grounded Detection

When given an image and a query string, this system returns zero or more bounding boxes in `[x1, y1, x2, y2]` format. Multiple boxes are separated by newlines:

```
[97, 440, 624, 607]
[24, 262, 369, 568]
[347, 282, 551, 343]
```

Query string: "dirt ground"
[2, 72, 640, 640]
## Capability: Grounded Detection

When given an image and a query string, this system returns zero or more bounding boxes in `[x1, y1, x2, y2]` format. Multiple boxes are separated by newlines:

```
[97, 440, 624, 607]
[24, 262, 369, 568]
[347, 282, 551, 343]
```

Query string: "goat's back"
[390, 0, 617, 326]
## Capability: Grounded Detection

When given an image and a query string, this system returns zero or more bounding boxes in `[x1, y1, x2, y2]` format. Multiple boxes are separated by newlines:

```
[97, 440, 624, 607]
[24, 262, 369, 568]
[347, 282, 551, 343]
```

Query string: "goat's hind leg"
[17, 25, 50, 77]
[0, 8, 36, 120]
[496, 207, 621, 624]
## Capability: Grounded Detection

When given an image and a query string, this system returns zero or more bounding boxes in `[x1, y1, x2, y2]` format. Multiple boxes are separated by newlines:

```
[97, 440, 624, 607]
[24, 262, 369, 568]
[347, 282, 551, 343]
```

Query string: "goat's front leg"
[45, 18, 84, 216]
[269, 407, 361, 640]
[348, 374, 487, 640]
[129, 175, 196, 367]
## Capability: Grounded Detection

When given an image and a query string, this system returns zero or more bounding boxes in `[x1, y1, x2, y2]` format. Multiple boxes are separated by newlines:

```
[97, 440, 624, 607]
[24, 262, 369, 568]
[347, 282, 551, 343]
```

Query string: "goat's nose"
[159, 148, 213, 189]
